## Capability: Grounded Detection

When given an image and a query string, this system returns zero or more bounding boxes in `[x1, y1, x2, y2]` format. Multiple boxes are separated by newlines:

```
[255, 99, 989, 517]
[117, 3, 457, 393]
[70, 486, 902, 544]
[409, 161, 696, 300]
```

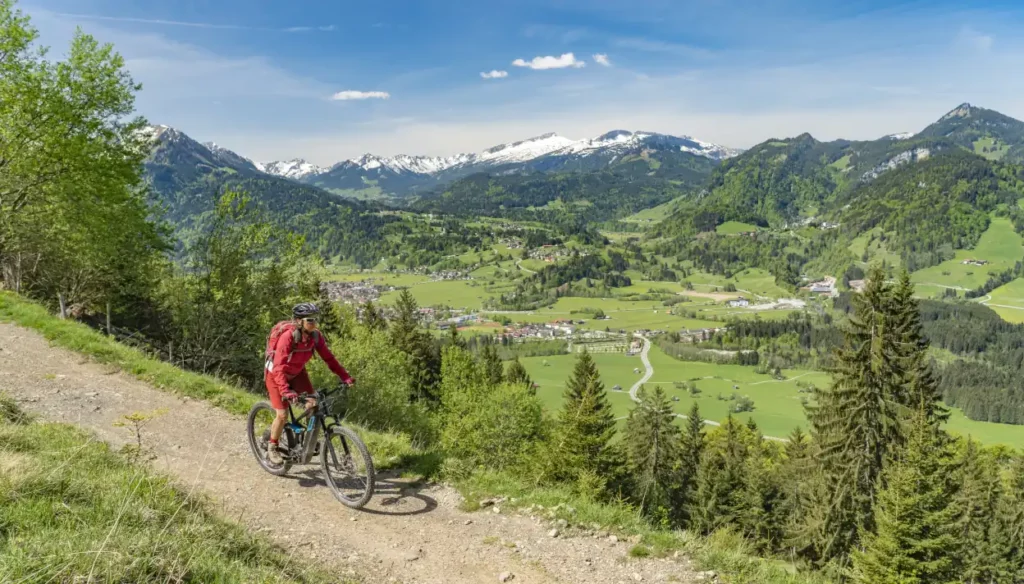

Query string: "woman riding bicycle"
[264, 302, 354, 465]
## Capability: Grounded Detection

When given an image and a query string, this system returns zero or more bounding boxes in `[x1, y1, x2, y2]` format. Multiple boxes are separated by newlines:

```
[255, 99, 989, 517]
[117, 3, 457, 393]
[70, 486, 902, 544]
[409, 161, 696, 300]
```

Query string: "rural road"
[516, 260, 537, 275]
[625, 335, 785, 441]
[0, 322, 703, 584]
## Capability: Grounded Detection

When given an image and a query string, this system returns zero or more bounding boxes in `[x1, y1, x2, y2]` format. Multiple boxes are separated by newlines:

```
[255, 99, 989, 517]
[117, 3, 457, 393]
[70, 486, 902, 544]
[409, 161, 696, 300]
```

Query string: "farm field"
[378, 279, 502, 309]
[911, 217, 1023, 296]
[495, 296, 722, 332]
[324, 271, 431, 286]
[522, 345, 1024, 447]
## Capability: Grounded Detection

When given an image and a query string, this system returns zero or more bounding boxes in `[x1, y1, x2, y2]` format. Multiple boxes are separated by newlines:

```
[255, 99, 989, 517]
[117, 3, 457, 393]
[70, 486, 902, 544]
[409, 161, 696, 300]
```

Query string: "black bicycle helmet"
[292, 302, 320, 319]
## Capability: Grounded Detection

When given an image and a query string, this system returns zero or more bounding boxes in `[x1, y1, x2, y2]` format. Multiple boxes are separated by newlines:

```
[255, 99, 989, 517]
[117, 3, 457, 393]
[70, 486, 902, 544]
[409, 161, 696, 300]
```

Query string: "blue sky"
[22, 0, 1024, 164]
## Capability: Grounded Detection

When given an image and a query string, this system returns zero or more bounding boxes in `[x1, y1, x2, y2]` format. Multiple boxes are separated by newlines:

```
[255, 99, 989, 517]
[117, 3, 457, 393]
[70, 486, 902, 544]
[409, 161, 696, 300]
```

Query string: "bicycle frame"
[283, 387, 345, 465]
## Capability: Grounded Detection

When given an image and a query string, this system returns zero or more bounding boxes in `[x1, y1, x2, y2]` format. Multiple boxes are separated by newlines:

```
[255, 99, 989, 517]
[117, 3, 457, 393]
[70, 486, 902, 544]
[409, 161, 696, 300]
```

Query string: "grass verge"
[0, 394, 349, 583]
[458, 470, 831, 584]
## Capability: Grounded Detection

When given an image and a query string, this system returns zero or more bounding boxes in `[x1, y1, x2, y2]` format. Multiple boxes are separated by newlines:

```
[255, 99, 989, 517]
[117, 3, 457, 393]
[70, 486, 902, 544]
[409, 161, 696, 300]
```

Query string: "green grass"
[911, 218, 1024, 296]
[622, 196, 688, 224]
[378, 279, 499, 310]
[983, 278, 1024, 323]
[324, 270, 431, 287]
[973, 137, 1010, 161]
[715, 221, 760, 235]
[505, 296, 721, 333]
[829, 154, 851, 171]
[0, 395, 342, 583]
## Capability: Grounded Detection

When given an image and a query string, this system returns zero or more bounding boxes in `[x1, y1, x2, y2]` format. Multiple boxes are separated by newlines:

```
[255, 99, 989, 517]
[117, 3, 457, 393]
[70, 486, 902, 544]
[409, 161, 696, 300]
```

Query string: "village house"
[961, 259, 989, 266]
[727, 296, 750, 308]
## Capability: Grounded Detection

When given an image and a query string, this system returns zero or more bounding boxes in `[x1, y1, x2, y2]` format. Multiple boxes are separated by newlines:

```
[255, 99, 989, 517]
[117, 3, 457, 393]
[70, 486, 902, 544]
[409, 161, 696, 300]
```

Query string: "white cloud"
[331, 90, 391, 100]
[480, 70, 509, 79]
[593, 53, 612, 67]
[512, 53, 585, 70]
[957, 27, 994, 52]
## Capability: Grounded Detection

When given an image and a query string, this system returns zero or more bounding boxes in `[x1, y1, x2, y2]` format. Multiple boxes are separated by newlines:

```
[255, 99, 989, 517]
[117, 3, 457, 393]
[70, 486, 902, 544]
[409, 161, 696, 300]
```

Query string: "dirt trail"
[0, 323, 700, 584]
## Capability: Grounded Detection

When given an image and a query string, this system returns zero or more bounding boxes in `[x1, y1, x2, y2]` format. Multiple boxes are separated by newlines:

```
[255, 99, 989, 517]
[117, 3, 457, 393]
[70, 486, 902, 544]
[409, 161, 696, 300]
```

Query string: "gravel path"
[0, 322, 702, 584]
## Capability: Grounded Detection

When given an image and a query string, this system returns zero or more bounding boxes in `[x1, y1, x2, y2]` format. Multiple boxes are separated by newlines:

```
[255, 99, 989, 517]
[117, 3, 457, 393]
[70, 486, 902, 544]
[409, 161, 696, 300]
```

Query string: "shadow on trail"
[285, 468, 438, 517]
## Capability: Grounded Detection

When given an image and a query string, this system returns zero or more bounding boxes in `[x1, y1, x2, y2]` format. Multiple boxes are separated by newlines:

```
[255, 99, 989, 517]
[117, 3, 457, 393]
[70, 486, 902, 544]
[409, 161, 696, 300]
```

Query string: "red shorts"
[265, 369, 314, 410]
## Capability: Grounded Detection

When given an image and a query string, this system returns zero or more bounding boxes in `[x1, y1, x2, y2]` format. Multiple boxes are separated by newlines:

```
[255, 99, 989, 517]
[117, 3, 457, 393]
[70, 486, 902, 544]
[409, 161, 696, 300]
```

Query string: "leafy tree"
[160, 191, 319, 389]
[0, 0, 149, 267]
[625, 386, 683, 520]
[315, 287, 342, 341]
[850, 409, 960, 584]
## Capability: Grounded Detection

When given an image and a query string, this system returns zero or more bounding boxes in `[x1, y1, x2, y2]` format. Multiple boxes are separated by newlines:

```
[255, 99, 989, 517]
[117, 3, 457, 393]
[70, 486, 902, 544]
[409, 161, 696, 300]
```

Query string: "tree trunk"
[106, 301, 112, 336]
[57, 291, 67, 319]
[169, 341, 174, 364]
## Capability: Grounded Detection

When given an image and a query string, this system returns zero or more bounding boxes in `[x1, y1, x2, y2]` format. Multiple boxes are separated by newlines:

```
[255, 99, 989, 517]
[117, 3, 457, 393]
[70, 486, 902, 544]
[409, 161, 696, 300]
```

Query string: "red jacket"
[266, 330, 352, 392]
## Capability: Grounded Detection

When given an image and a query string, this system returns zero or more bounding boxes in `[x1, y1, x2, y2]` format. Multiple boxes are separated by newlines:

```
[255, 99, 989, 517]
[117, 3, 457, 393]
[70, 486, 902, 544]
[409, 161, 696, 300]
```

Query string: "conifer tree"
[389, 290, 440, 402]
[315, 286, 342, 340]
[505, 357, 533, 392]
[953, 439, 1004, 582]
[678, 402, 705, 524]
[547, 350, 616, 483]
[691, 415, 748, 534]
[851, 409, 960, 584]
[361, 300, 386, 332]
[1003, 457, 1024, 582]
[480, 341, 504, 387]
[625, 386, 683, 518]
[806, 265, 906, 563]
[890, 269, 948, 425]
[447, 322, 464, 348]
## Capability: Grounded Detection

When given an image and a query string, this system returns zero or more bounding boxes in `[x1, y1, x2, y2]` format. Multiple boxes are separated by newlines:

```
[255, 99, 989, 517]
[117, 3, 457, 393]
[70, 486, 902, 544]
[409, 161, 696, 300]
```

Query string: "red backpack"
[264, 320, 321, 369]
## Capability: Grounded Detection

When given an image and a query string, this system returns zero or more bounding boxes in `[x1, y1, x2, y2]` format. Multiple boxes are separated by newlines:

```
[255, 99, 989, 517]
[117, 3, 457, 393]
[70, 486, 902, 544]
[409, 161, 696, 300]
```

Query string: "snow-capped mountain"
[275, 129, 741, 199]
[884, 132, 914, 140]
[256, 159, 325, 180]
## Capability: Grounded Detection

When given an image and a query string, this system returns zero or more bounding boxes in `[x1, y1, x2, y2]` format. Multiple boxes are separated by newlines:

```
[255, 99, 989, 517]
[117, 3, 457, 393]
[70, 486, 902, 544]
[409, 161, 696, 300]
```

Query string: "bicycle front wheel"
[320, 425, 375, 509]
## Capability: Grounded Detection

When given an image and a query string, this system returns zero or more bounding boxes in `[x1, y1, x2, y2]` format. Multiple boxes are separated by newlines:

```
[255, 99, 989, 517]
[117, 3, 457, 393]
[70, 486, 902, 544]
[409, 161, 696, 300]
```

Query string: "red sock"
[269, 438, 278, 445]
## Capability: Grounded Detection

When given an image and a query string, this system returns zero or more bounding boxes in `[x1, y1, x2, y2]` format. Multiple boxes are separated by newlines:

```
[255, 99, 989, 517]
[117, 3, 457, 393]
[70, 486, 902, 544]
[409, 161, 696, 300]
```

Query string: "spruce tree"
[625, 386, 683, 519]
[361, 300, 387, 332]
[447, 322, 465, 348]
[691, 415, 748, 534]
[679, 402, 705, 525]
[1003, 457, 1024, 582]
[806, 265, 906, 563]
[953, 439, 1005, 582]
[851, 409, 960, 584]
[389, 290, 440, 402]
[480, 341, 504, 387]
[505, 357, 533, 392]
[315, 287, 342, 340]
[548, 349, 616, 483]
[890, 269, 948, 425]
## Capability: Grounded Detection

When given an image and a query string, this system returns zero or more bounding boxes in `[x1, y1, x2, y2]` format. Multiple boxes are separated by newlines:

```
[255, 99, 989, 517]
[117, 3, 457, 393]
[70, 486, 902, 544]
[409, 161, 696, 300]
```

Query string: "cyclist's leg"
[291, 369, 317, 411]
[266, 375, 289, 446]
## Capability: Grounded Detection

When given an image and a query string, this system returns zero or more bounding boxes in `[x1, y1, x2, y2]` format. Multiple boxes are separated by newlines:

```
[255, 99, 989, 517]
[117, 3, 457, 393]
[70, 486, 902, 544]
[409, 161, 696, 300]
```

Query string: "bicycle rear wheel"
[247, 401, 292, 476]
[321, 425, 375, 509]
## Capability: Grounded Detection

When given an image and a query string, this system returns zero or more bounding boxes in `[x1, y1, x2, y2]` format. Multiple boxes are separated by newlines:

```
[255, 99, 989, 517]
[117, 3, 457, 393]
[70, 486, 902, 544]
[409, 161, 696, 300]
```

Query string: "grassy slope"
[911, 217, 1024, 297]
[984, 277, 1024, 323]
[0, 395, 340, 583]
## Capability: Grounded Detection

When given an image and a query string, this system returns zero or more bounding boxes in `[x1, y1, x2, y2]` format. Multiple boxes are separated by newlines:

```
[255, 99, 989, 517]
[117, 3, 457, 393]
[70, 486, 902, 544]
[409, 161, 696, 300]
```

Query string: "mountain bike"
[247, 385, 375, 509]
